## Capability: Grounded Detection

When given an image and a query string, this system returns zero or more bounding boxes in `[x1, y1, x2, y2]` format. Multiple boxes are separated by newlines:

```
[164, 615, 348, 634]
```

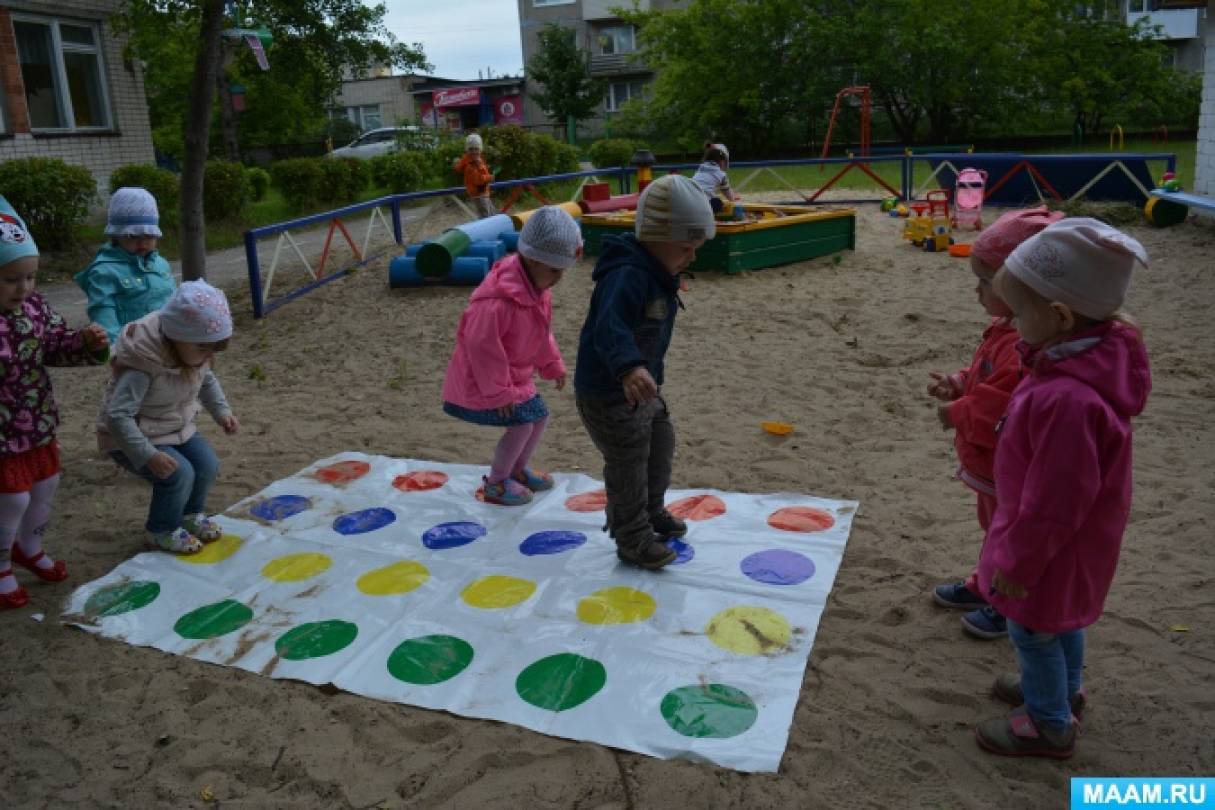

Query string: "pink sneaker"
[482, 477, 533, 506]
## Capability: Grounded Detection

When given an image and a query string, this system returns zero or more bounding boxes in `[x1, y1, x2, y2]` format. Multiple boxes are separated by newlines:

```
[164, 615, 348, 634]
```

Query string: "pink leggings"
[488, 417, 548, 484]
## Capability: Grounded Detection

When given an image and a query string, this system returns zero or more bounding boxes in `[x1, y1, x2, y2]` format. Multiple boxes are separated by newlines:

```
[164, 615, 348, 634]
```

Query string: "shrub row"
[0, 157, 95, 250]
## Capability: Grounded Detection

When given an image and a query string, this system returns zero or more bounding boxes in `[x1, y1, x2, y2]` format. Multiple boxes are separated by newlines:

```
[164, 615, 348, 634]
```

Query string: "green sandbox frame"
[580, 204, 856, 274]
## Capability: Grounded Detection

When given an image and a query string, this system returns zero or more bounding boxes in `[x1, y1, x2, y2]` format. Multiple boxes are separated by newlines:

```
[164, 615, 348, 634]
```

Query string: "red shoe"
[0, 570, 29, 609]
[10, 545, 68, 582]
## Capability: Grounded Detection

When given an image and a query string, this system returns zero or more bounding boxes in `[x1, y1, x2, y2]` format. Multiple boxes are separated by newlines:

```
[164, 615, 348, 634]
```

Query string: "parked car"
[328, 126, 437, 160]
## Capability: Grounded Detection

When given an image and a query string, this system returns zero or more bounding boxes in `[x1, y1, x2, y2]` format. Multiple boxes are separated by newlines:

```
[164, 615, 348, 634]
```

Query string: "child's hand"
[83, 323, 109, 352]
[496, 402, 516, 419]
[991, 568, 1028, 599]
[146, 452, 179, 480]
[219, 414, 240, 435]
[926, 372, 955, 400]
[553, 374, 566, 391]
[936, 402, 953, 430]
[622, 367, 658, 406]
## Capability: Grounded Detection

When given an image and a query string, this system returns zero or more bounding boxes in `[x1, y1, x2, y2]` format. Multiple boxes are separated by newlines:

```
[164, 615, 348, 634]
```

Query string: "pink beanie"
[971, 207, 1064, 271]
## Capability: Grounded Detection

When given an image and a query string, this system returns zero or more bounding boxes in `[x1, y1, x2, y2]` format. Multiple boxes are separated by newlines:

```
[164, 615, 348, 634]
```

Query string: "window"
[13, 17, 111, 131]
[1128, 0, 1150, 12]
[339, 104, 382, 131]
[599, 25, 636, 55]
[606, 80, 645, 112]
[533, 0, 576, 6]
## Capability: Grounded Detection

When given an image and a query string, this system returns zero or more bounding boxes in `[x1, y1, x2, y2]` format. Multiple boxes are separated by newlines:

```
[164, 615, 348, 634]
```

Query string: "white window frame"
[533, 0, 576, 6]
[599, 25, 636, 55]
[12, 14, 112, 132]
[606, 80, 645, 112]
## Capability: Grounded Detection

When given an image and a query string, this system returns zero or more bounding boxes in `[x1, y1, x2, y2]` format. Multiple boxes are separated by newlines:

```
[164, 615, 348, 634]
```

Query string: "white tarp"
[64, 453, 857, 772]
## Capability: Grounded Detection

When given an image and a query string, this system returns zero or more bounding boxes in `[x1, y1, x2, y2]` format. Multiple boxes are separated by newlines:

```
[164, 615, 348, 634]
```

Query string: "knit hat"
[713, 143, 729, 162]
[105, 187, 162, 238]
[465, 132, 483, 151]
[160, 280, 233, 343]
[0, 195, 38, 268]
[518, 206, 583, 269]
[635, 174, 716, 243]
[971, 207, 1063, 272]
[1004, 217, 1148, 320]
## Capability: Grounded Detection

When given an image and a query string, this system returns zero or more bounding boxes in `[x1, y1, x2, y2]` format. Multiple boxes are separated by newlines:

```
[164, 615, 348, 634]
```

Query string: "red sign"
[494, 94, 524, 125]
[433, 87, 481, 108]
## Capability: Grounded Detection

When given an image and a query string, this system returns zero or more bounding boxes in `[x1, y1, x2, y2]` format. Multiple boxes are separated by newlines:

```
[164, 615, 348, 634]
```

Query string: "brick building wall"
[333, 75, 418, 130]
[1197, 1, 1215, 197]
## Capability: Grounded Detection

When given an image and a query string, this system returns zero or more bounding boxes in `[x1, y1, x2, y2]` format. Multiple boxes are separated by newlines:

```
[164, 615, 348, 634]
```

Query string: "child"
[691, 142, 739, 213]
[928, 207, 1063, 640]
[99, 280, 239, 554]
[442, 206, 582, 506]
[452, 132, 495, 219]
[0, 196, 109, 609]
[74, 187, 176, 345]
[972, 218, 1150, 759]
[574, 174, 715, 570]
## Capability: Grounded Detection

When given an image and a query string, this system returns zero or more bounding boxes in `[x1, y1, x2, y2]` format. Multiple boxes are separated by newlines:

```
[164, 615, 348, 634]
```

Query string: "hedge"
[0, 157, 96, 250]
[109, 164, 179, 228]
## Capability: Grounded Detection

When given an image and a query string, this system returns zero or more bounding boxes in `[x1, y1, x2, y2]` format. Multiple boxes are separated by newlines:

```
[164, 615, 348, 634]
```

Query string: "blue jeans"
[1008, 619, 1085, 731]
[111, 433, 220, 534]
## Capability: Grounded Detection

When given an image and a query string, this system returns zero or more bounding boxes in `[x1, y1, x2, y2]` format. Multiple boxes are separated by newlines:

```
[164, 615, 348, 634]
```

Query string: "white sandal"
[146, 528, 203, 555]
[182, 514, 222, 543]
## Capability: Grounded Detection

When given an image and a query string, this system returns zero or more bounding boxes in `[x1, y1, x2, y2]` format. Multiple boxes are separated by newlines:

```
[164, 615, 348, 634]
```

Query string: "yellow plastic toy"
[761, 421, 795, 436]
[922, 217, 954, 252]
[902, 212, 932, 245]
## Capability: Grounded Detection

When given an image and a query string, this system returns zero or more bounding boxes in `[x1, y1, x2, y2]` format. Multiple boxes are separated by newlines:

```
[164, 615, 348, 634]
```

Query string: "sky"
[380, 0, 527, 81]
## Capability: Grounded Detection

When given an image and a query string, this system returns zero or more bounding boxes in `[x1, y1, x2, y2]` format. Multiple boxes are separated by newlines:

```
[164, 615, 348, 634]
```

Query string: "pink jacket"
[977, 322, 1151, 633]
[948, 317, 1023, 494]
[441, 253, 565, 410]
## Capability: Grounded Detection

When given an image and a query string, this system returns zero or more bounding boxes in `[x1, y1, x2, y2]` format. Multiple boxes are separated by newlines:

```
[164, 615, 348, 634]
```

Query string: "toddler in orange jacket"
[452, 132, 495, 218]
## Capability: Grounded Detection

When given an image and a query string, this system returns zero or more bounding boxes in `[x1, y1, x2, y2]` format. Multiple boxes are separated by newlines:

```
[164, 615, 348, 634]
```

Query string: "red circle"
[767, 506, 835, 533]
[667, 495, 726, 522]
[392, 470, 449, 492]
[565, 489, 607, 512]
[314, 460, 370, 484]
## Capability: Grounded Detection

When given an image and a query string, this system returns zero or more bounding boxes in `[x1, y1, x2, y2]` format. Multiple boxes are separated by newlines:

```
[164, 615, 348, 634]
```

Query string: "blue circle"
[519, 530, 587, 556]
[666, 538, 695, 565]
[740, 549, 815, 585]
[422, 521, 487, 550]
[333, 507, 396, 535]
[251, 495, 311, 521]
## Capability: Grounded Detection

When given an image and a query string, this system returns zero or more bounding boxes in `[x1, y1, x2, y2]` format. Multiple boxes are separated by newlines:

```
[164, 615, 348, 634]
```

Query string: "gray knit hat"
[105, 187, 162, 237]
[518, 206, 583, 269]
[635, 174, 716, 243]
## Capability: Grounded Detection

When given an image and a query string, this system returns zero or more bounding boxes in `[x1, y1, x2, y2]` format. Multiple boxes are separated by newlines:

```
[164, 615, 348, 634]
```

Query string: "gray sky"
[381, 0, 526, 81]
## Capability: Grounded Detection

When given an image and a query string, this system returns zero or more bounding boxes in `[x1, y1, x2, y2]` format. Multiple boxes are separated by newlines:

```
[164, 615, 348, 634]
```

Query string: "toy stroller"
[953, 167, 987, 230]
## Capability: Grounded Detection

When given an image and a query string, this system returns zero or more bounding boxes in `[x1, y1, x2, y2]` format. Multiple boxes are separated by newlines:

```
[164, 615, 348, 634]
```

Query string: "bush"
[589, 138, 644, 169]
[314, 157, 368, 204]
[203, 159, 251, 221]
[0, 157, 96, 250]
[427, 137, 470, 185]
[371, 152, 428, 193]
[480, 126, 581, 181]
[270, 158, 324, 210]
[109, 164, 179, 228]
[245, 167, 271, 202]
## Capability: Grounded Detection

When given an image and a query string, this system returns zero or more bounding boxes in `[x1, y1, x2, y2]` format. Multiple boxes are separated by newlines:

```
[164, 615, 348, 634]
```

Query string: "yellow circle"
[461, 575, 536, 609]
[705, 605, 792, 656]
[261, 552, 332, 582]
[178, 534, 244, 565]
[577, 587, 657, 625]
[357, 560, 430, 596]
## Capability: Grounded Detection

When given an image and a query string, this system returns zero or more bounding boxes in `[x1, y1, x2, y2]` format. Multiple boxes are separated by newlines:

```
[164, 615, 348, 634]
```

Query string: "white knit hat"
[1004, 217, 1148, 320]
[105, 187, 162, 237]
[465, 132, 483, 151]
[635, 174, 716, 243]
[518, 206, 583, 269]
[160, 280, 233, 343]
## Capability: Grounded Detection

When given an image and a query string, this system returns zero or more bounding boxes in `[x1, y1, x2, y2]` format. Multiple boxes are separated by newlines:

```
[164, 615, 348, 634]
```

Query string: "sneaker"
[992, 672, 1088, 719]
[616, 536, 678, 570]
[512, 467, 554, 492]
[933, 580, 986, 609]
[482, 477, 533, 506]
[650, 511, 688, 538]
[145, 528, 203, 555]
[974, 706, 1076, 759]
[182, 513, 222, 543]
[962, 605, 1008, 639]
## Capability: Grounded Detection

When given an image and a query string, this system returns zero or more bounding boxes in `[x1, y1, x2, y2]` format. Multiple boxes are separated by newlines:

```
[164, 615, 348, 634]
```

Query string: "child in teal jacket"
[74, 187, 176, 344]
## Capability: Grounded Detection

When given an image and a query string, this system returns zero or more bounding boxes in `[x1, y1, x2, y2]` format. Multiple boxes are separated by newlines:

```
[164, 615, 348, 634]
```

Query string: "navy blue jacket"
[574, 233, 681, 400]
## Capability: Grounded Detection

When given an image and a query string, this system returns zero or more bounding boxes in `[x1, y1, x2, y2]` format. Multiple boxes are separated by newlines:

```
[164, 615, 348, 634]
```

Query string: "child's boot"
[482, 477, 533, 506]
[616, 535, 678, 570]
[975, 706, 1077, 759]
[145, 528, 203, 555]
[512, 468, 554, 492]
[992, 672, 1088, 719]
[182, 514, 223, 543]
[962, 605, 1008, 639]
[650, 510, 688, 539]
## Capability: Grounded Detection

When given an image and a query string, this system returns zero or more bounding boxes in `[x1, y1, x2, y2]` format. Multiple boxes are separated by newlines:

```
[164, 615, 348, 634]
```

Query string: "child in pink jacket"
[972, 218, 1151, 760]
[441, 206, 582, 505]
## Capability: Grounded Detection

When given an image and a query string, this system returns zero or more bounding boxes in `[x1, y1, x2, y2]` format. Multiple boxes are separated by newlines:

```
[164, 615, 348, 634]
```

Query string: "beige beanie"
[635, 174, 716, 243]
[465, 132, 483, 151]
[1004, 217, 1148, 320]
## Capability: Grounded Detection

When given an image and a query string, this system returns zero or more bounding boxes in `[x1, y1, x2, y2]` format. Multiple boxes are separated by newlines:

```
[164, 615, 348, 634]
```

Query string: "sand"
[4, 197, 1213, 808]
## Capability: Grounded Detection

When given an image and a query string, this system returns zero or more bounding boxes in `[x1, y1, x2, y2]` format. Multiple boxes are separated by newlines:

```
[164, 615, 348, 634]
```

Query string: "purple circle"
[251, 495, 311, 521]
[333, 507, 396, 535]
[422, 521, 487, 550]
[666, 538, 695, 565]
[519, 530, 587, 556]
[740, 549, 815, 585]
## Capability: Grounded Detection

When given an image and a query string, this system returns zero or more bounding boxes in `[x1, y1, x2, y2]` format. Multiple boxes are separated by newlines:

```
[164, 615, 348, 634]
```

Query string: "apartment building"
[1126, 0, 1208, 71]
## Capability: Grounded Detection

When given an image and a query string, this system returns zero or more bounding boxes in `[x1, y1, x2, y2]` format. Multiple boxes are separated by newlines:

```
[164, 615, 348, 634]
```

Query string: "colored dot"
[667, 494, 726, 521]
[174, 599, 254, 639]
[577, 587, 657, 625]
[706, 606, 792, 655]
[333, 507, 396, 535]
[387, 634, 474, 685]
[767, 506, 835, 532]
[84, 580, 160, 617]
[461, 575, 537, 609]
[392, 470, 449, 492]
[666, 538, 694, 565]
[422, 521, 486, 550]
[262, 552, 332, 582]
[519, 530, 587, 556]
[740, 549, 816, 585]
[516, 653, 606, 712]
[357, 561, 430, 596]
[179, 534, 244, 565]
[565, 489, 607, 512]
[660, 684, 758, 738]
[275, 620, 358, 661]
[250, 495, 311, 521]
[315, 460, 370, 484]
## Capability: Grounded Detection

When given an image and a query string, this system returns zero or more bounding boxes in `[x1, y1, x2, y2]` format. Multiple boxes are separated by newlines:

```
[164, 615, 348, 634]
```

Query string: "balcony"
[590, 53, 649, 77]
[583, 0, 648, 21]
[1127, 8, 1200, 39]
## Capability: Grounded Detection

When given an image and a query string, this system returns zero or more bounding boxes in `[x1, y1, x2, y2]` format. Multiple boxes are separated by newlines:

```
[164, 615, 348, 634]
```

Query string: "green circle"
[84, 580, 161, 617]
[387, 634, 474, 685]
[515, 653, 606, 712]
[173, 599, 254, 640]
[660, 683, 758, 739]
[274, 620, 359, 661]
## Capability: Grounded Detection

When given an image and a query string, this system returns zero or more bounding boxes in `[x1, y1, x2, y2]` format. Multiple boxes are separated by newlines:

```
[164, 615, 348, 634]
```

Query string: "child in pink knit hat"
[926, 207, 1062, 640]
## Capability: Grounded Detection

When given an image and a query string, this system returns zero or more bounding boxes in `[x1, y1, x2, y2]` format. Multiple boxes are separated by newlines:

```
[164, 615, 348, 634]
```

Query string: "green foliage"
[526, 23, 606, 134]
[429, 137, 470, 185]
[109, 164, 180, 228]
[0, 157, 96, 250]
[317, 157, 369, 203]
[270, 158, 324, 210]
[203, 160, 251, 221]
[480, 126, 579, 182]
[370, 152, 428, 193]
[589, 138, 645, 169]
[245, 167, 272, 201]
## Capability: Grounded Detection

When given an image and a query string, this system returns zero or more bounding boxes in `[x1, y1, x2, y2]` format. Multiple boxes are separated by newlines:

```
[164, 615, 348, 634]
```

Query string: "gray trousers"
[576, 394, 674, 553]
[472, 196, 496, 218]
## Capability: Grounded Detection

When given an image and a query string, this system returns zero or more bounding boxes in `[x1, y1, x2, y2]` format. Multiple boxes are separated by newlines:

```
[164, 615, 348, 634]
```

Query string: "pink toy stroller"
[953, 167, 987, 230]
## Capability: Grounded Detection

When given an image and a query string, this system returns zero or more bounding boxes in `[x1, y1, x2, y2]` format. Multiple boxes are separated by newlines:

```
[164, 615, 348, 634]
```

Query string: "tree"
[526, 23, 606, 139]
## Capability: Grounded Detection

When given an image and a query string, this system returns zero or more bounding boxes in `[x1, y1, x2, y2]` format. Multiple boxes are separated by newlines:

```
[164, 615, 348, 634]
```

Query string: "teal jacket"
[74, 244, 176, 343]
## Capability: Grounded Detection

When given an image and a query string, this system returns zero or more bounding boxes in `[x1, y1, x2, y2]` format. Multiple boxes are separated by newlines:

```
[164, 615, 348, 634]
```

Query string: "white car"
[328, 126, 436, 160]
